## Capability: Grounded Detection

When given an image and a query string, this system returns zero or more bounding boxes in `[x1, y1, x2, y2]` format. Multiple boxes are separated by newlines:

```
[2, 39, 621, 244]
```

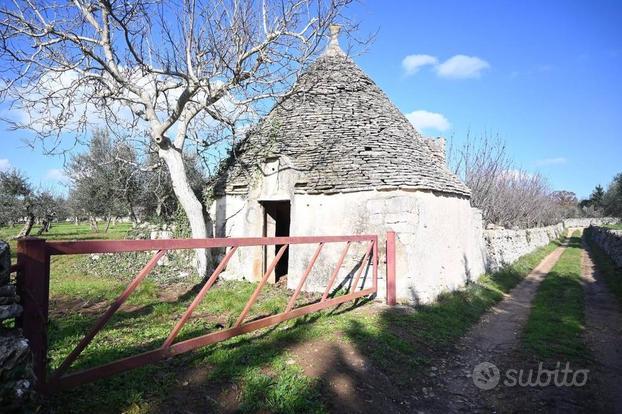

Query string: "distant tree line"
[0, 169, 68, 237]
[0, 129, 206, 236]
[580, 175, 622, 218]
[3, 129, 619, 236]
[64, 129, 206, 232]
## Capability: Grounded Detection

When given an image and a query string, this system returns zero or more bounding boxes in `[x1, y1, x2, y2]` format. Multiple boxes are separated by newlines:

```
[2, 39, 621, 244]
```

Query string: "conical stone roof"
[213, 44, 471, 198]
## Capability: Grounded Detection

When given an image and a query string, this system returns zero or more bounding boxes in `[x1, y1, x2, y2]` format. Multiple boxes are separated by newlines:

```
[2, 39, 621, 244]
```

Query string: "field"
[0, 222, 132, 260]
[1, 223, 561, 413]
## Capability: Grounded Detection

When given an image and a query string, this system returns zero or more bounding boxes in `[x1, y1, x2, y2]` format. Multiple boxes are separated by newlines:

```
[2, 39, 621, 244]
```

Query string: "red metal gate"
[11, 232, 397, 392]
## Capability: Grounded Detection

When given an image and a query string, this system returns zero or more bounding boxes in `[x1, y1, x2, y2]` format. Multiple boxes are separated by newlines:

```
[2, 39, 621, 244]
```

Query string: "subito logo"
[472, 362, 500, 390]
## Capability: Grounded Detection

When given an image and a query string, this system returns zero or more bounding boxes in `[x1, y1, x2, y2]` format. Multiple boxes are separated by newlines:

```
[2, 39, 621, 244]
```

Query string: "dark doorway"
[260, 200, 291, 281]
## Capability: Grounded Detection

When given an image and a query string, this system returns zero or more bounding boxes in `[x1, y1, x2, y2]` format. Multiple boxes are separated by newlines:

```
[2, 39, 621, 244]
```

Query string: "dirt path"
[581, 244, 622, 413]
[284, 243, 570, 413]
[420, 243, 569, 412]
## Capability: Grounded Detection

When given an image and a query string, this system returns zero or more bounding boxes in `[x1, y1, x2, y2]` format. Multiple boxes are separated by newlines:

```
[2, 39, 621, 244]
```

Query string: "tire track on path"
[581, 243, 622, 413]
[423, 240, 569, 412]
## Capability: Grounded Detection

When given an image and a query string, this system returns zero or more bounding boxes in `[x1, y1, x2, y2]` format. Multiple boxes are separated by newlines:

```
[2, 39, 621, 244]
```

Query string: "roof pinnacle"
[324, 24, 344, 56]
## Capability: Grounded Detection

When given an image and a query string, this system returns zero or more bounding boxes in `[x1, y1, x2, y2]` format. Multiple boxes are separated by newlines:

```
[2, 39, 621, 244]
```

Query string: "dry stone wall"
[482, 218, 619, 271]
[0, 241, 35, 411]
[562, 217, 619, 228]
[584, 226, 622, 267]
[483, 223, 565, 271]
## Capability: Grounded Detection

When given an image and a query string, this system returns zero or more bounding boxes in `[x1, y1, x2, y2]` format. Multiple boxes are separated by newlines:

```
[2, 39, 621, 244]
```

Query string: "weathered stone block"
[0, 304, 22, 321]
[0, 286, 16, 297]
[0, 334, 34, 411]
[0, 241, 10, 286]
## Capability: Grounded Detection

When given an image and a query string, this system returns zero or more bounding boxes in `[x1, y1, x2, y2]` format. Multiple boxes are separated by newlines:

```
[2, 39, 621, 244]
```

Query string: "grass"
[1, 223, 563, 413]
[522, 232, 588, 360]
[45, 276, 352, 413]
[0, 222, 132, 261]
[343, 240, 560, 386]
[585, 235, 622, 306]
[2, 223, 326, 412]
[603, 223, 622, 230]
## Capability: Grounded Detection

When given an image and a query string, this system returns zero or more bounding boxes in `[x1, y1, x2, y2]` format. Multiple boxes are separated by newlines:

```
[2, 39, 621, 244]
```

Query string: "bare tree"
[0, 0, 354, 275]
[449, 132, 565, 228]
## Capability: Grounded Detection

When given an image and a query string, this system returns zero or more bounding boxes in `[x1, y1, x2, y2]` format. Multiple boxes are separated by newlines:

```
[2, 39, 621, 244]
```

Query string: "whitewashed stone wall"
[289, 190, 486, 304]
[483, 224, 565, 271]
[209, 157, 613, 303]
[209, 156, 303, 283]
[211, 185, 487, 304]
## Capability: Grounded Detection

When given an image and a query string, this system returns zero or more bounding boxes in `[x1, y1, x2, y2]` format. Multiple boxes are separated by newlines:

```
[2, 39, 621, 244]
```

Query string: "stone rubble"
[0, 241, 35, 412]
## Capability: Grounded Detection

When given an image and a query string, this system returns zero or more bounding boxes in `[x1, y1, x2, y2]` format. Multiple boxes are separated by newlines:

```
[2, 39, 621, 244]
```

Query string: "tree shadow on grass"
[44, 241, 562, 414]
[45, 286, 374, 414]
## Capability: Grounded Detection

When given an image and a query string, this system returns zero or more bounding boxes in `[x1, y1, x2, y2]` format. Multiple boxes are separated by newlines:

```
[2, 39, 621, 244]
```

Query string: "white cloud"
[435, 55, 490, 79]
[405, 110, 450, 132]
[45, 168, 69, 183]
[402, 54, 438, 75]
[401, 53, 490, 79]
[534, 157, 567, 167]
[0, 159, 11, 172]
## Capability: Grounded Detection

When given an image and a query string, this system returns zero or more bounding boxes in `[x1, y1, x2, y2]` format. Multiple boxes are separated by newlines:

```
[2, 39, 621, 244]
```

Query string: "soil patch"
[288, 336, 417, 413]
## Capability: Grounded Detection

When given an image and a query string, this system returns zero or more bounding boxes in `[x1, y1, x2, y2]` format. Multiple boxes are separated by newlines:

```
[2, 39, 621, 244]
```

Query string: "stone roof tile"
[213, 53, 471, 197]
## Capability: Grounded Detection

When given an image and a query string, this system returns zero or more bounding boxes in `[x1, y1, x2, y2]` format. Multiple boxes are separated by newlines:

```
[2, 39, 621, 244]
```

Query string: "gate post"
[386, 231, 396, 305]
[16, 237, 50, 391]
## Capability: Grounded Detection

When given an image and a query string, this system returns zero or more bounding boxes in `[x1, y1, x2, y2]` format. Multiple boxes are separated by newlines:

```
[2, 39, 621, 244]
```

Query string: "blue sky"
[347, 0, 622, 199]
[1, 0, 621, 199]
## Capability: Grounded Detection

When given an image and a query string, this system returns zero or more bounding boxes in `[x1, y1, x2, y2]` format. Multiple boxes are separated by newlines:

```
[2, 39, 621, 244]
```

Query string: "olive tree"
[603, 173, 622, 218]
[0, 0, 354, 275]
[0, 169, 67, 236]
[0, 169, 33, 234]
[66, 129, 140, 230]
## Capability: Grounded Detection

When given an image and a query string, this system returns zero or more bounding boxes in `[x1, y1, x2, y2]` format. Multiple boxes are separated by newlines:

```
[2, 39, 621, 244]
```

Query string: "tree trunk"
[155, 194, 170, 218]
[16, 213, 34, 238]
[89, 216, 99, 232]
[36, 217, 51, 235]
[127, 193, 138, 223]
[159, 147, 209, 277]
[104, 216, 112, 233]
